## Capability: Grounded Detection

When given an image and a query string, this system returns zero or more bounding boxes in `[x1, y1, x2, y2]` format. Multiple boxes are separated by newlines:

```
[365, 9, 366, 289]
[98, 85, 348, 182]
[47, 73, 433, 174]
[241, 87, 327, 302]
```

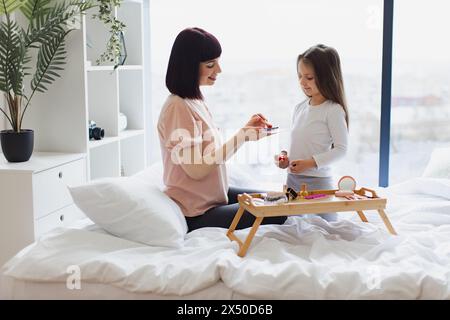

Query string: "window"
[390, 0, 450, 184]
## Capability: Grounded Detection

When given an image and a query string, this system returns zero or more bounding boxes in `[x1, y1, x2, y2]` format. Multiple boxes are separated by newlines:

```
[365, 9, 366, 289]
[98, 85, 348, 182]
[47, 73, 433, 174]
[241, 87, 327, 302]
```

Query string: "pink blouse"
[157, 95, 228, 217]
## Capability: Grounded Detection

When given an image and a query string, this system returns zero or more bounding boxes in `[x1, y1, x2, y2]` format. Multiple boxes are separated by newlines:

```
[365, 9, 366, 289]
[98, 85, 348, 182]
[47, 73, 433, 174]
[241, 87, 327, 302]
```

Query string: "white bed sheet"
[1, 177, 450, 299]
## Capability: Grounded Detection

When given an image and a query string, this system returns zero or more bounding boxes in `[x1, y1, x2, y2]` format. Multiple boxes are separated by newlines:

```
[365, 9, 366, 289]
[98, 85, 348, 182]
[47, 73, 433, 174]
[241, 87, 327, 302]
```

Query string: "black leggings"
[186, 186, 287, 232]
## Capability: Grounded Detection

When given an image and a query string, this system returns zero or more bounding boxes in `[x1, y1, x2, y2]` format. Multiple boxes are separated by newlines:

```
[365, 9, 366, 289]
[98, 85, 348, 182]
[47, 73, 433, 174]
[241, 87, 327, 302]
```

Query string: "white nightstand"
[0, 152, 87, 266]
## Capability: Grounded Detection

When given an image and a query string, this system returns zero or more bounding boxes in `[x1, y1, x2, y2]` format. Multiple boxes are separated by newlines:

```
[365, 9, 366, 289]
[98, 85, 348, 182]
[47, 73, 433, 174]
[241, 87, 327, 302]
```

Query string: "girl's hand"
[273, 151, 289, 169]
[289, 158, 317, 174]
[240, 114, 273, 141]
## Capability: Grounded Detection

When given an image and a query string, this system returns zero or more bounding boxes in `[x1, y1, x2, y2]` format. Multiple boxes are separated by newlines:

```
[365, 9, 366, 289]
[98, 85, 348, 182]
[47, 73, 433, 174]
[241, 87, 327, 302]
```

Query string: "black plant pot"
[0, 129, 34, 162]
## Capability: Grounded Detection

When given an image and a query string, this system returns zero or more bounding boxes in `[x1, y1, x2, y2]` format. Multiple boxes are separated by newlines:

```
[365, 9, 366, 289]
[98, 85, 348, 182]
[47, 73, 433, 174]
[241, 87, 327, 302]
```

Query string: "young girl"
[275, 44, 349, 221]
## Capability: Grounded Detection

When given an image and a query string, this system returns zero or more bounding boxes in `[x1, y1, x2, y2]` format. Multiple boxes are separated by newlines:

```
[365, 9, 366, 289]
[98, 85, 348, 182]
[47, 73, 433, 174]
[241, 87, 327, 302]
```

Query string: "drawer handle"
[59, 214, 65, 222]
[58, 171, 63, 179]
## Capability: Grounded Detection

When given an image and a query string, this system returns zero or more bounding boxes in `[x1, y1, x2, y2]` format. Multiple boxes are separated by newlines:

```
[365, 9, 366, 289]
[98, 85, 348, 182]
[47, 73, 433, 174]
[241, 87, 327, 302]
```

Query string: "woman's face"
[199, 57, 222, 86]
[298, 60, 320, 98]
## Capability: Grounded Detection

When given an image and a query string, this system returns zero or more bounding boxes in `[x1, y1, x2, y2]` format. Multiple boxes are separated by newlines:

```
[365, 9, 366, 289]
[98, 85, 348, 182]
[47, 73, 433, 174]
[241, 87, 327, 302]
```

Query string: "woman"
[158, 27, 287, 232]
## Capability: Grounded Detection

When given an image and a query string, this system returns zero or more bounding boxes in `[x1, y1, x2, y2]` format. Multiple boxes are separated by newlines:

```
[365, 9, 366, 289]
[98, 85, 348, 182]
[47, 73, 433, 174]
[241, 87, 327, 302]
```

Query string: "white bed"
[1, 161, 450, 299]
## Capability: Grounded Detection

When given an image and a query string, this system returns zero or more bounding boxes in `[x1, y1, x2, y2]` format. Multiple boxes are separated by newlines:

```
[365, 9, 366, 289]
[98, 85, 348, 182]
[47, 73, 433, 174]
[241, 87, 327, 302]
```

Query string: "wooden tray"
[226, 187, 397, 257]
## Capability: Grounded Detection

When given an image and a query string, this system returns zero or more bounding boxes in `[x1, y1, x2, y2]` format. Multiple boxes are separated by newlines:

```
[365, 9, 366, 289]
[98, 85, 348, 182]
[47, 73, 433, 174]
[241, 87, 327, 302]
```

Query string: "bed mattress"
[0, 276, 237, 300]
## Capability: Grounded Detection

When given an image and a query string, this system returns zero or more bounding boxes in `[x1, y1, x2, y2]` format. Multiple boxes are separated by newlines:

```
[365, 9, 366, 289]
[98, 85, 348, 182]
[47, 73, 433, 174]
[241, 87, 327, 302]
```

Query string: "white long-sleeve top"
[288, 99, 348, 177]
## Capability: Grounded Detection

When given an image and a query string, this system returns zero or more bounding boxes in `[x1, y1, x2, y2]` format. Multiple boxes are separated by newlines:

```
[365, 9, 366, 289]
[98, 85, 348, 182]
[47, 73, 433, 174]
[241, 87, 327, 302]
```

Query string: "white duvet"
[2, 177, 450, 299]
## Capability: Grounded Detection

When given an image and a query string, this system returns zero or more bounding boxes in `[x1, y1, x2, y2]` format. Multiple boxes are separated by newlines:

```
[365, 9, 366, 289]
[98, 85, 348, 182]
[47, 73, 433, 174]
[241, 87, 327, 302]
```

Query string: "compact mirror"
[338, 176, 356, 191]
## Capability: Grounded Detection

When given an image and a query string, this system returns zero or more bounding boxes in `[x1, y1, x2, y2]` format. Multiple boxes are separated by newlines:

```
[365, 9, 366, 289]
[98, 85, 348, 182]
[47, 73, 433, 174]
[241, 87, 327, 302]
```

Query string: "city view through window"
[150, 0, 450, 188]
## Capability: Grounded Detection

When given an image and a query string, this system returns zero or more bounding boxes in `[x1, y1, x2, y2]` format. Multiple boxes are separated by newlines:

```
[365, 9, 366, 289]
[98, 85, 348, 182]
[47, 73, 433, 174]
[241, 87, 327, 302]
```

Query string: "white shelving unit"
[23, 0, 151, 181]
[1, 96, 6, 130]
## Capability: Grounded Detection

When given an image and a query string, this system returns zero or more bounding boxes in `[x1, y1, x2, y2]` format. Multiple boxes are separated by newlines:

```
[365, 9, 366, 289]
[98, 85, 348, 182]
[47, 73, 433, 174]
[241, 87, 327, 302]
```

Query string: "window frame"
[379, 0, 394, 187]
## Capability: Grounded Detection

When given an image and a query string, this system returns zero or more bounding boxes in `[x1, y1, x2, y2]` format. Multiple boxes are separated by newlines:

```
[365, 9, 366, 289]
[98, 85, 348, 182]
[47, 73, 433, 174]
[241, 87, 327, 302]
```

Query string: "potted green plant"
[0, 0, 124, 162]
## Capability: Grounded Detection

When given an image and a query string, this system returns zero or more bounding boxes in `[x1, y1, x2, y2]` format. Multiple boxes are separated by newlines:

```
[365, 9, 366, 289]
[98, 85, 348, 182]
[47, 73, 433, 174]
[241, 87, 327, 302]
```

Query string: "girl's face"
[298, 60, 321, 98]
[199, 57, 222, 86]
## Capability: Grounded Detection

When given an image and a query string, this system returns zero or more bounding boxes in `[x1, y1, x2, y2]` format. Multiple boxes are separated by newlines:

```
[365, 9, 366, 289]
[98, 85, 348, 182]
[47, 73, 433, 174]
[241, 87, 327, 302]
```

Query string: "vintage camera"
[88, 120, 104, 140]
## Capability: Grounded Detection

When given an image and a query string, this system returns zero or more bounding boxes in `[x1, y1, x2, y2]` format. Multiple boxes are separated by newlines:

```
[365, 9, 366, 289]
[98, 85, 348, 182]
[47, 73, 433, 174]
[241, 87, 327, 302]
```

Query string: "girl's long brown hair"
[297, 44, 349, 128]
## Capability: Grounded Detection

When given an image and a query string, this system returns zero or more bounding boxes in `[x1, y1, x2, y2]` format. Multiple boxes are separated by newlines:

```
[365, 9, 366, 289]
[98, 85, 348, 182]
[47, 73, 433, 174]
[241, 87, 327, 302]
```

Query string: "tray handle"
[238, 193, 255, 206]
[357, 187, 379, 198]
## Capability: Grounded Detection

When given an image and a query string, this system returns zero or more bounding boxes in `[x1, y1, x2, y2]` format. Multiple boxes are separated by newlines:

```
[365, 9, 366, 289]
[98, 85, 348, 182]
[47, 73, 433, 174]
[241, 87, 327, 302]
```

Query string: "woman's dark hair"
[166, 27, 222, 100]
[297, 44, 349, 128]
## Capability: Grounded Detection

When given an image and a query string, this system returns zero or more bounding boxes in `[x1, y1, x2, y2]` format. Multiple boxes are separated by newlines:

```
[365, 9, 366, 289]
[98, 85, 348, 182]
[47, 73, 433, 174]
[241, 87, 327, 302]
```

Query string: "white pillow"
[133, 161, 165, 190]
[422, 147, 450, 179]
[68, 176, 187, 248]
